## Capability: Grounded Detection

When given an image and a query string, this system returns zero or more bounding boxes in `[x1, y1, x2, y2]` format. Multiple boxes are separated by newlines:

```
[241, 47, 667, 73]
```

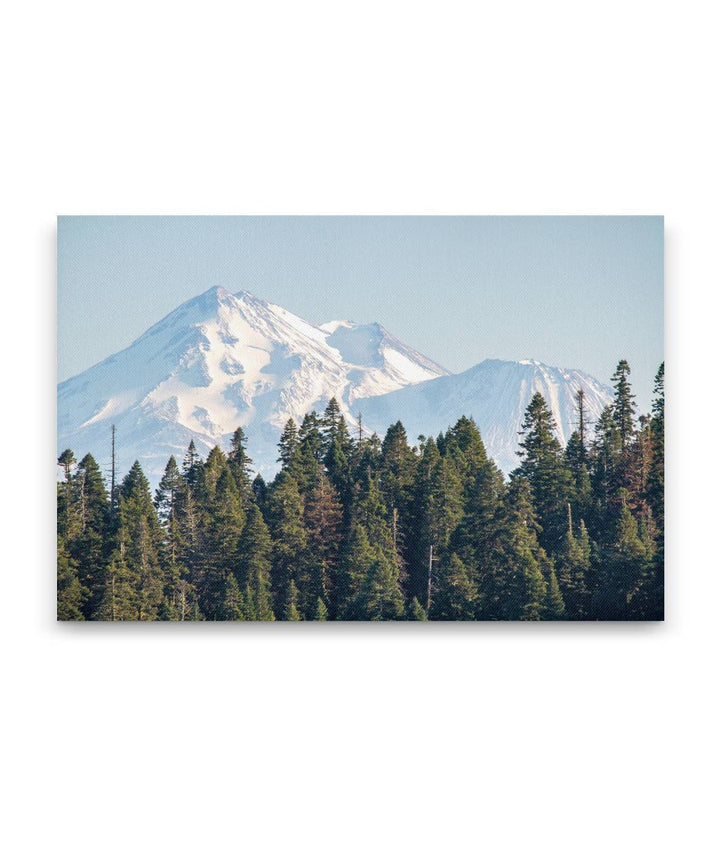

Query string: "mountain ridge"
[57, 286, 612, 481]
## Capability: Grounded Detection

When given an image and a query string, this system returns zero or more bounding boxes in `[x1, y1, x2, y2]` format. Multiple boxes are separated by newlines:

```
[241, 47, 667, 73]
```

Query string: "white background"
[1, 1, 717, 854]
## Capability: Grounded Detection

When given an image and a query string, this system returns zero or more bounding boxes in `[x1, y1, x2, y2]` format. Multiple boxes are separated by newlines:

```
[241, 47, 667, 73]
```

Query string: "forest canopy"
[57, 360, 664, 621]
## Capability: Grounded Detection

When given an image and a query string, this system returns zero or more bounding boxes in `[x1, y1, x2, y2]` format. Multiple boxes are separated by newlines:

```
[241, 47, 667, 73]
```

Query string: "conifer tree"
[590, 405, 623, 523]
[408, 597, 428, 620]
[182, 440, 203, 489]
[486, 477, 547, 620]
[220, 572, 246, 620]
[252, 473, 268, 511]
[517, 392, 573, 555]
[646, 362, 664, 531]
[544, 566, 566, 620]
[237, 504, 275, 621]
[277, 418, 300, 471]
[356, 550, 405, 620]
[70, 453, 109, 617]
[335, 524, 374, 619]
[155, 456, 188, 613]
[556, 508, 591, 620]
[303, 471, 343, 614]
[611, 359, 637, 451]
[114, 461, 166, 620]
[228, 426, 254, 504]
[57, 535, 87, 620]
[93, 550, 140, 621]
[429, 552, 477, 620]
[443, 416, 489, 485]
[266, 471, 308, 614]
[593, 493, 649, 619]
[283, 580, 302, 621]
[198, 458, 245, 619]
[57, 449, 76, 538]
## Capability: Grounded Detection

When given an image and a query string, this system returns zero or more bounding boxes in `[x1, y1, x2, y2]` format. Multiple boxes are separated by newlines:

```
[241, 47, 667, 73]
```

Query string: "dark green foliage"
[228, 426, 254, 504]
[282, 580, 302, 621]
[517, 392, 573, 555]
[556, 510, 591, 620]
[58, 361, 663, 621]
[57, 535, 87, 620]
[356, 551, 405, 620]
[408, 597, 428, 621]
[611, 359, 637, 451]
[237, 504, 275, 621]
[544, 567, 566, 620]
[314, 598, 329, 621]
[430, 553, 477, 620]
[220, 572, 246, 620]
[197, 449, 246, 619]
[335, 524, 374, 619]
[115, 461, 166, 620]
[267, 471, 309, 615]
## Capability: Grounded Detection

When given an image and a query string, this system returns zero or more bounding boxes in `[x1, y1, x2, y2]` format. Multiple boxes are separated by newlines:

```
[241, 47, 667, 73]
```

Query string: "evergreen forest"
[57, 360, 664, 621]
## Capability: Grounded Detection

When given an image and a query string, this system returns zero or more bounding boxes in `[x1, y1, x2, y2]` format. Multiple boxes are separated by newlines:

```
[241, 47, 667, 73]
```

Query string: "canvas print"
[57, 216, 664, 621]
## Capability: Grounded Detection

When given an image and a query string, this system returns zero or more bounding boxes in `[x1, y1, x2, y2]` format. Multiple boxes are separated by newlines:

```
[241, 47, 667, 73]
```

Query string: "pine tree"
[220, 572, 246, 620]
[69, 453, 109, 618]
[93, 549, 140, 621]
[408, 597, 428, 621]
[450, 443, 505, 606]
[321, 398, 353, 478]
[228, 426, 254, 504]
[114, 462, 166, 620]
[277, 418, 300, 471]
[517, 392, 573, 555]
[57, 449, 76, 538]
[197, 454, 245, 619]
[486, 477, 547, 621]
[57, 535, 87, 620]
[593, 494, 649, 620]
[252, 473, 268, 511]
[335, 524, 374, 619]
[182, 440, 203, 489]
[155, 456, 188, 615]
[590, 405, 623, 523]
[430, 552, 477, 620]
[282, 580, 302, 621]
[556, 507, 591, 620]
[444, 416, 489, 485]
[646, 362, 664, 531]
[237, 504, 275, 621]
[544, 566, 566, 620]
[611, 359, 637, 451]
[266, 471, 308, 615]
[303, 471, 343, 615]
[356, 550, 405, 620]
[313, 598, 329, 621]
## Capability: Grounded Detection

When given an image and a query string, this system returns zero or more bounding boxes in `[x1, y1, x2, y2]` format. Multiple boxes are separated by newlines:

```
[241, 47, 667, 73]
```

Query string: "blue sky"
[58, 216, 663, 411]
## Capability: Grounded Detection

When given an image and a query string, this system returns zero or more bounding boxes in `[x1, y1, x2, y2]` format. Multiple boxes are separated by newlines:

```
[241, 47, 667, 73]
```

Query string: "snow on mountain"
[320, 320, 449, 400]
[57, 287, 448, 481]
[57, 286, 612, 483]
[352, 358, 612, 474]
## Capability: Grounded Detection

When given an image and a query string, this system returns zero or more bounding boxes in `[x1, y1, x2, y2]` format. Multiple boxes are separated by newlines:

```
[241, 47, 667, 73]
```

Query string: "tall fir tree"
[237, 504, 275, 621]
[429, 552, 477, 620]
[228, 426, 254, 505]
[517, 392, 573, 555]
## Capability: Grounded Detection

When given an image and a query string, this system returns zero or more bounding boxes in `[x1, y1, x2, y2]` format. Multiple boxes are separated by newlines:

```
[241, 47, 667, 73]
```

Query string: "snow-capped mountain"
[57, 286, 448, 481]
[57, 286, 612, 483]
[353, 359, 611, 475]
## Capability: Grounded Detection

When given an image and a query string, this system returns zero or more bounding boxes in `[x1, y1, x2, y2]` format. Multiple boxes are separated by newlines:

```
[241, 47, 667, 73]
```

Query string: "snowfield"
[57, 286, 611, 482]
